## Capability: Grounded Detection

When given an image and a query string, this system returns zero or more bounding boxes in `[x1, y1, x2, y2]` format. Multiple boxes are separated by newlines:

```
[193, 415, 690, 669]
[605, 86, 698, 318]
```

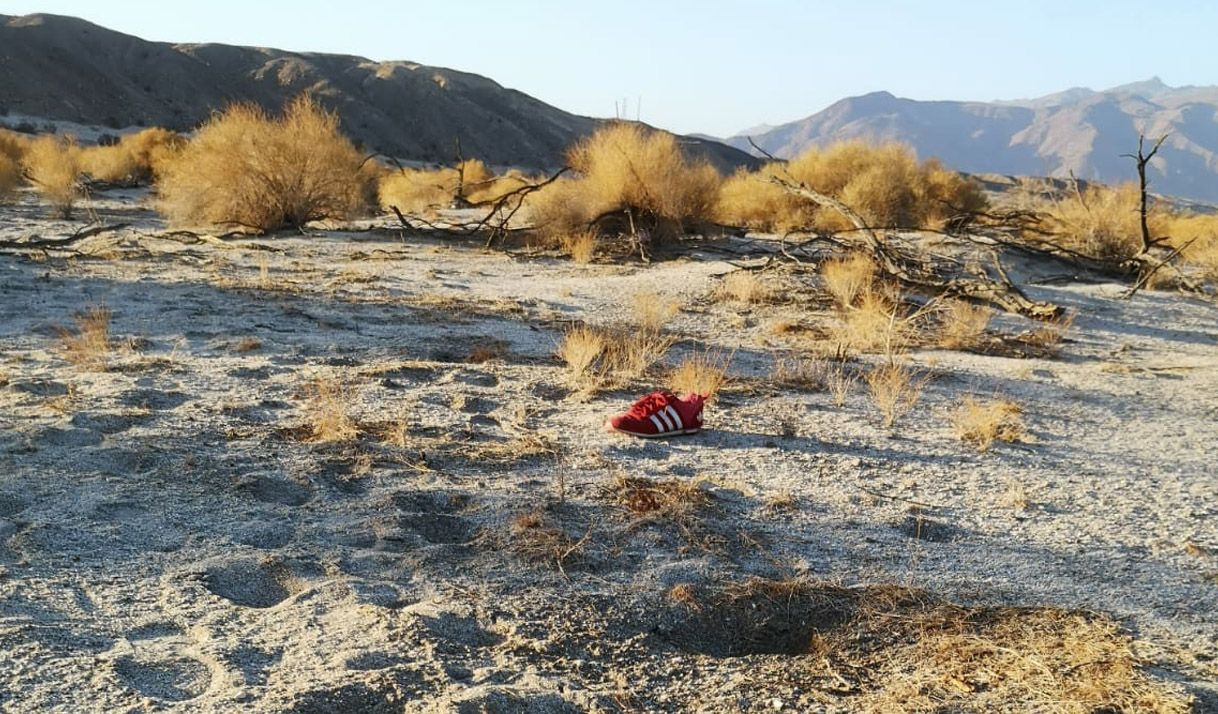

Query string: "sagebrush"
[157, 95, 371, 231]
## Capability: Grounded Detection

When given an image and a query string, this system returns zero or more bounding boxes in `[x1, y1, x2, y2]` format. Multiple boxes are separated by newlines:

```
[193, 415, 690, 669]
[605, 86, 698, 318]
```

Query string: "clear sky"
[2, 1, 1216, 136]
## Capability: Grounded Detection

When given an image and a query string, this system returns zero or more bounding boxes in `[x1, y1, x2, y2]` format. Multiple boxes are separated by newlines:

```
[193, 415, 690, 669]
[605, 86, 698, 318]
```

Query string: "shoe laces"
[625, 391, 673, 419]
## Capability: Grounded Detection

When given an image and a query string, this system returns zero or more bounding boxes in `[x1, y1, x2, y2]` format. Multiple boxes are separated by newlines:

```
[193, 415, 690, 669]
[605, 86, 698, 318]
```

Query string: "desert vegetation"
[79, 127, 183, 186]
[527, 122, 721, 249]
[156, 95, 371, 231]
[715, 140, 987, 233]
[21, 134, 82, 217]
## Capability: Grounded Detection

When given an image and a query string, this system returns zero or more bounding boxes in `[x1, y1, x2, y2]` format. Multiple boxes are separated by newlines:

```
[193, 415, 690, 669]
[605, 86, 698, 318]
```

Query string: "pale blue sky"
[3, 1, 1216, 136]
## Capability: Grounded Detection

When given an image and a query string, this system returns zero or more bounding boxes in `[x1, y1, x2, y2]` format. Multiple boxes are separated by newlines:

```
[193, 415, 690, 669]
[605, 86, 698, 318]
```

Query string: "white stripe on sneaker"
[657, 410, 675, 431]
[649, 414, 667, 433]
[665, 406, 684, 430]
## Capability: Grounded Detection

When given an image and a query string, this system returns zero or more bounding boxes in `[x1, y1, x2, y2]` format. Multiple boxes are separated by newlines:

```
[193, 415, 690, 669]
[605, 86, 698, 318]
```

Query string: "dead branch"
[1122, 133, 1170, 253]
[0, 222, 130, 251]
[767, 176, 1062, 319]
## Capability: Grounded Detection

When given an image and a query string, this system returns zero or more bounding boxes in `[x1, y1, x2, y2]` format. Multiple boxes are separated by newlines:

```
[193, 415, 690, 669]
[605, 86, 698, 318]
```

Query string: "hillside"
[727, 79, 1218, 203]
[0, 13, 754, 171]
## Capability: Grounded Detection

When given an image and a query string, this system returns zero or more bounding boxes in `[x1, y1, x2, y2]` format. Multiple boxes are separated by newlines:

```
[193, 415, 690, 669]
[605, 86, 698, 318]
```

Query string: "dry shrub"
[716, 142, 986, 232]
[0, 153, 20, 201]
[952, 396, 1024, 451]
[22, 135, 81, 217]
[57, 306, 111, 370]
[717, 270, 777, 304]
[301, 378, 359, 443]
[557, 325, 607, 387]
[157, 95, 370, 231]
[771, 355, 830, 390]
[0, 128, 31, 163]
[528, 122, 721, 244]
[80, 127, 183, 185]
[377, 160, 521, 213]
[603, 329, 675, 382]
[1023, 182, 1160, 261]
[669, 350, 730, 399]
[936, 299, 992, 350]
[630, 290, 680, 333]
[827, 362, 857, 407]
[713, 168, 813, 232]
[556, 323, 674, 391]
[865, 361, 926, 427]
[559, 229, 598, 263]
[1165, 212, 1218, 279]
[822, 252, 878, 308]
[832, 287, 912, 354]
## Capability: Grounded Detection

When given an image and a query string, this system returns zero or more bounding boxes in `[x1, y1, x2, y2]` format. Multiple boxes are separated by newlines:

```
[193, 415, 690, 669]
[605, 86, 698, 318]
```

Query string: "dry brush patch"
[298, 377, 360, 444]
[715, 141, 987, 233]
[80, 127, 184, 186]
[0, 152, 21, 201]
[57, 306, 112, 370]
[556, 324, 675, 392]
[716, 270, 780, 305]
[865, 361, 927, 428]
[672, 578, 1190, 713]
[22, 134, 82, 217]
[157, 95, 372, 232]
[527, 122, 721, 248]
[952, 396, 1025, 451]
[669, 350, 730, 399]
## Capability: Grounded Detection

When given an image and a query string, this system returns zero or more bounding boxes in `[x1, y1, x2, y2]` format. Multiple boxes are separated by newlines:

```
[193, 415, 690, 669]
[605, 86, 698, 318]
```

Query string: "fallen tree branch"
[0, 222, 130, 251]
[767, 176, 1062, 319]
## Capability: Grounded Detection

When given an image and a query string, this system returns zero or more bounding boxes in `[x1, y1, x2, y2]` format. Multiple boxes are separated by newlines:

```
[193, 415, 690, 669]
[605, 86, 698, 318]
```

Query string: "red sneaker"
[605, 391, 705, 438]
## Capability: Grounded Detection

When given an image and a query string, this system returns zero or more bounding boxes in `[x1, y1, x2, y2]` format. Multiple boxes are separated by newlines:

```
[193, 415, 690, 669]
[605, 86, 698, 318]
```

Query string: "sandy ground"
[1, 188, 1217, 712]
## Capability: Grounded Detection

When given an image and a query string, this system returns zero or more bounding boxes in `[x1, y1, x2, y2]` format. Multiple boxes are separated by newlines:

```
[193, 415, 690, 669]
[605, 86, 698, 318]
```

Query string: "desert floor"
[1, 189, 1216, 712]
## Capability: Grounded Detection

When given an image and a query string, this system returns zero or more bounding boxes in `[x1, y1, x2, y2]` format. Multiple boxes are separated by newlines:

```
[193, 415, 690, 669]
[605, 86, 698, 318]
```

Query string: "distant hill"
[725, 78, 1218, 203]
[0, 13, 755, 172]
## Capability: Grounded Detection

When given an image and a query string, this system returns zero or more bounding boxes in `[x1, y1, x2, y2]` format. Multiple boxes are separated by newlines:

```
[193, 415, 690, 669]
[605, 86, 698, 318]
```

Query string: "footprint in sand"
[203, 557, 316, 608]
[392, 490, 476, 545]
[113, 653, 212, 703]
[240, 475, 313, 507]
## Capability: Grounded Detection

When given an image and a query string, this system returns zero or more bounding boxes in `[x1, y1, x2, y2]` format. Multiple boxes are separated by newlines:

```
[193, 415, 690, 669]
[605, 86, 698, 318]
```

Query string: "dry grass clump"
[630, 290, 680, 333]
[503, 510, 586, 570]
[865, 361, 927, 427]
[952, 396, 1025, 451]
[559, 229, 598, 263]
[717, 270, 778, 304]
[57, 306, 112, 370]
[557, 325, 607, 387]
[22, 135, 82, 217]
[770, 355, 830, 390]
[300, 378, 359, 443]
[935, 299, 992, 350]
[80, 127, 184, 185]
[0, 128, 31, 163]
[557, 324, 674, 391]
[606, 475, 713, 541]
[157, 95, 371, 231]
[716, 141, 987, 232]
[822, 253, 878, 308]
[669, 350, 730, 399]
[528, 122, 721, 244]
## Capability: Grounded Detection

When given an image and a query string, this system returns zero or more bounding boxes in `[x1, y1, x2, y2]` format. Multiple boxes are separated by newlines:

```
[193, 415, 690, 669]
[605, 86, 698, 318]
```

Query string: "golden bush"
[157, 95, 370, 231]
[1031, 183, 1156, 261]
[528, 122, 721, 242]
[715, 141, 987, 232]
[0, 128, 31, 163]
[0, 153, 20, 200]
[81, 127, 185, 185]
[377, 159, 521, 213]
[21, 135, 81, 217]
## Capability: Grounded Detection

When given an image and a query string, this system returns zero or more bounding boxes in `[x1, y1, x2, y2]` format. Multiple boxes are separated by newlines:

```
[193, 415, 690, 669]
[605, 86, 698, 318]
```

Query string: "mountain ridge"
[0, 13, 755, 172]
[723, 80, 1218, 202]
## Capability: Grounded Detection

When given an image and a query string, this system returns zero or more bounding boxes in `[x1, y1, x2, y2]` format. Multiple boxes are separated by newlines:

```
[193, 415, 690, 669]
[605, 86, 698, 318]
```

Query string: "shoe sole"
[609, 426, 701, 439]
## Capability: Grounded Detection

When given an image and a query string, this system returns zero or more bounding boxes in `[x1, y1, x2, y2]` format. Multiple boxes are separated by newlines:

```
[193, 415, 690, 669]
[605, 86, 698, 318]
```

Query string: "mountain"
[0, 13, 754, 171]
[727, 80, 1218, 203]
